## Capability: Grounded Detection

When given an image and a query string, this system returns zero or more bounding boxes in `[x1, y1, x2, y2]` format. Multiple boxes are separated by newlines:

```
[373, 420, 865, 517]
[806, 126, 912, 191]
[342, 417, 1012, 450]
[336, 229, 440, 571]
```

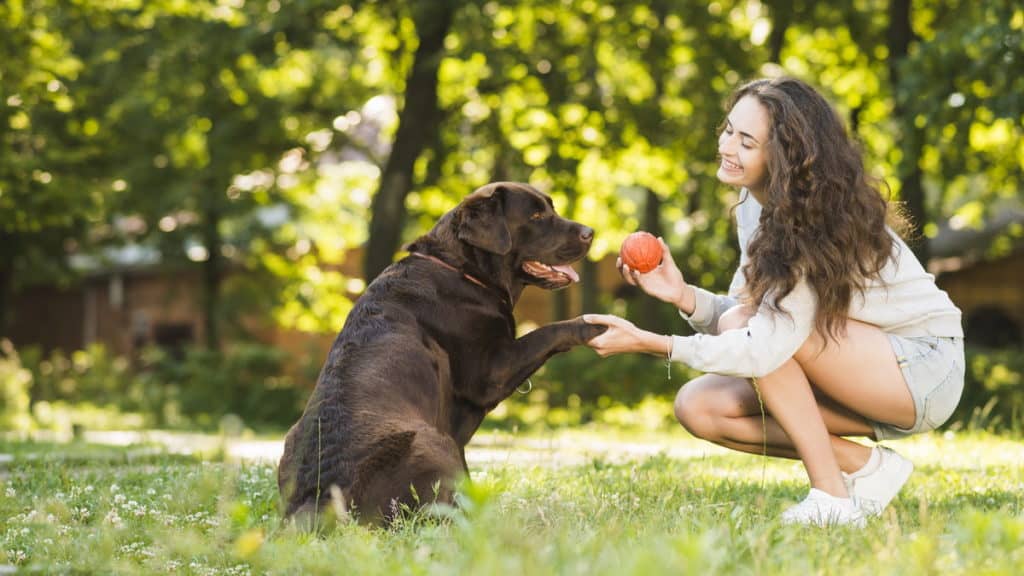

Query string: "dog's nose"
[579, 226, 594, 242]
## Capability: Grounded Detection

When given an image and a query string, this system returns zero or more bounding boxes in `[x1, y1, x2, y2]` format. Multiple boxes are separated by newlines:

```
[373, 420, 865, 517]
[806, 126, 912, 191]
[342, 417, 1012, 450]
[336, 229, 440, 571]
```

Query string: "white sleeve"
[678, 266, 744, 335]
[669, 279, 816, 378]
[679, 193, 757, 335]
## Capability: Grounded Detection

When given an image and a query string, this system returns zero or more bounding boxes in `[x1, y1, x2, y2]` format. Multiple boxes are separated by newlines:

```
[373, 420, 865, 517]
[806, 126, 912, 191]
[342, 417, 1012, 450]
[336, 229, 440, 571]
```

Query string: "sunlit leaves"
[0, 0, 95, 258]
[3, 0, 1020, 339]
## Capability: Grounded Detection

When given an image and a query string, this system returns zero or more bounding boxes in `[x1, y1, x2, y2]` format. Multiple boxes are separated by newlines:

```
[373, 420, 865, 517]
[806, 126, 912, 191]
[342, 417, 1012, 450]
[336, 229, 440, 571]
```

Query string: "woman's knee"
[674, 377, 725, 440]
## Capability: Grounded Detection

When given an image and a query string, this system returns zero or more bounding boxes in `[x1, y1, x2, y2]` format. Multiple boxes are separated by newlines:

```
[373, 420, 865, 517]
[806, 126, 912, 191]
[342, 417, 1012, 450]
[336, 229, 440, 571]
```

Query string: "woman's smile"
[720, 157, 743, 173]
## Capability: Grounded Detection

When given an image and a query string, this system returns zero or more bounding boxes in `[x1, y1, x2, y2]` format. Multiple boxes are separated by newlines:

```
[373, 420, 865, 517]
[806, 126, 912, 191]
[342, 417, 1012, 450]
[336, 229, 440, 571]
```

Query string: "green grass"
[2, 428, 1023, 575]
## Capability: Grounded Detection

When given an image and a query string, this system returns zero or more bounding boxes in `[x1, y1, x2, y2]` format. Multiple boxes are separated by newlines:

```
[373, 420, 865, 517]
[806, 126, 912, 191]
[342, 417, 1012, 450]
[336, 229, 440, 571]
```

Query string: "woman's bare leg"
[675, 306, 915, 498]
[754, 357, 851, 496]
[675, 374, 876, 472]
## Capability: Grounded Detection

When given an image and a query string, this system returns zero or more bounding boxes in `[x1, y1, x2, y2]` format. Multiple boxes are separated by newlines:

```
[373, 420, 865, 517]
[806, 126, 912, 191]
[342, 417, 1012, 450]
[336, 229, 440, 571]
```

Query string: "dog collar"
[409, 252, 490, 290]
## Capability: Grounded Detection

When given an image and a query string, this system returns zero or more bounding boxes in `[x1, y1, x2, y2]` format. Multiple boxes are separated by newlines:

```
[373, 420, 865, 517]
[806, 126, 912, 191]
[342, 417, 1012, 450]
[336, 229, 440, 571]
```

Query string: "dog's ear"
[457, 184, 511, 255]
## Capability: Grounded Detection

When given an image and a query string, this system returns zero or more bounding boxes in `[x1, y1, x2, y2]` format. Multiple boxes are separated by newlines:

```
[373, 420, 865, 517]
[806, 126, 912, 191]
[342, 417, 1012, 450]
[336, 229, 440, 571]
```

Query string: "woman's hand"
[618, 237, 696, 314]
[583, 314, 672, 358]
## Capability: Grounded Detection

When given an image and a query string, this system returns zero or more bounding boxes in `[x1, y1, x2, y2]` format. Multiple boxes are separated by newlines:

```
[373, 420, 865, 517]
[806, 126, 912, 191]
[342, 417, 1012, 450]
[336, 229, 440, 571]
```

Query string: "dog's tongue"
[552, 264, 579, 283]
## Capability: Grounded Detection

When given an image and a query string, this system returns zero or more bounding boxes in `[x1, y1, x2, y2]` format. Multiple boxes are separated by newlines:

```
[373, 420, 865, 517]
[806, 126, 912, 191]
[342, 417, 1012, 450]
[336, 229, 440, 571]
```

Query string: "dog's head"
[451, 182, 594, 292]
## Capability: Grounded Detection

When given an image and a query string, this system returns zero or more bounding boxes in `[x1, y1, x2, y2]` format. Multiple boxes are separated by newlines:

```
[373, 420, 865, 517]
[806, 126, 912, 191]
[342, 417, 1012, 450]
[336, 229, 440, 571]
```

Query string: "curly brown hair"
[731, 77, 905, 344]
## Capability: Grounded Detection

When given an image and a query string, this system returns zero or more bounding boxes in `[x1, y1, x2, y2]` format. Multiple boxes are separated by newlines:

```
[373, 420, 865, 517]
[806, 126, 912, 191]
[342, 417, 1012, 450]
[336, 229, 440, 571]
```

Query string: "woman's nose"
[718, 133, 737, 155]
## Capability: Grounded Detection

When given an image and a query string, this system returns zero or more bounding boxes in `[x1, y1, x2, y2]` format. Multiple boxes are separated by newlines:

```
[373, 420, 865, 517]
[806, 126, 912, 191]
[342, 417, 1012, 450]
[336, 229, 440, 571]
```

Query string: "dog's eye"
[530, 212, 545, 220]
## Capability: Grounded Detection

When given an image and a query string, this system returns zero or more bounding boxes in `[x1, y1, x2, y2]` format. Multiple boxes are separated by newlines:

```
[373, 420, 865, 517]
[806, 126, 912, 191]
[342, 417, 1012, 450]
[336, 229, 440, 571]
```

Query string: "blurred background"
[1, 0, 1021, 437]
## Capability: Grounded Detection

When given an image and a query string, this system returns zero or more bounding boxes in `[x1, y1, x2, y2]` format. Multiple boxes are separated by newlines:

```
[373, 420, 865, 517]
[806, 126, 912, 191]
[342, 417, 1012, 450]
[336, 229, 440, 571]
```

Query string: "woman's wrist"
[676, 284, 696, 315]
[644, 333, 673, 358]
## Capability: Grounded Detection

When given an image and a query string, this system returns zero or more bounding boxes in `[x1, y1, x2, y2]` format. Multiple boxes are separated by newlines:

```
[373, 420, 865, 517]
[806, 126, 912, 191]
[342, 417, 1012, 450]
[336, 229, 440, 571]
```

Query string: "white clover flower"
[104, 510, 123, 527]
[4, 487, 15, 498]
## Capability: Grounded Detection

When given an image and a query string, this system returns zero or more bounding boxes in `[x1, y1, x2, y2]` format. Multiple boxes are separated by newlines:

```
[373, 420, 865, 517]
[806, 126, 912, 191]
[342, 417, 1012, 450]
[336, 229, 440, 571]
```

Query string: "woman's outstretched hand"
[583, 314, 671, 358]
[618, 237, 695, 314]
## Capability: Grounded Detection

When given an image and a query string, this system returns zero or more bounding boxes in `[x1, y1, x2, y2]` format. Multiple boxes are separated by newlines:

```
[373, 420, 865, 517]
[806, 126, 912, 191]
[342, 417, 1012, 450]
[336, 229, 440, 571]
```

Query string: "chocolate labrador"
[278, 182, 605, 526]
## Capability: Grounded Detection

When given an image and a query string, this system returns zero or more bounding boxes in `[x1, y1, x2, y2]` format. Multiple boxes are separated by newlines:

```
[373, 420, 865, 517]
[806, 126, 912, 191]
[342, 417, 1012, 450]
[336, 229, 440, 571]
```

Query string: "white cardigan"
[670, 194, 963, 378]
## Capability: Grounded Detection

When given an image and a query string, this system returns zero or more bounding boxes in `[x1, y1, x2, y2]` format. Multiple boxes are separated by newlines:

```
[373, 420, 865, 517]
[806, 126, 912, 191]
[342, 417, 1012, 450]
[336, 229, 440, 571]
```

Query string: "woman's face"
[717, 95, 770, 198]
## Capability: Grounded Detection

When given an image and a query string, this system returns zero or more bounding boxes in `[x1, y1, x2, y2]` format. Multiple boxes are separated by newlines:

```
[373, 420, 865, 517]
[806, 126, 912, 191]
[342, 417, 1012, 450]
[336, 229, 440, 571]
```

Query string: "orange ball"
[620, 231, 662, 273]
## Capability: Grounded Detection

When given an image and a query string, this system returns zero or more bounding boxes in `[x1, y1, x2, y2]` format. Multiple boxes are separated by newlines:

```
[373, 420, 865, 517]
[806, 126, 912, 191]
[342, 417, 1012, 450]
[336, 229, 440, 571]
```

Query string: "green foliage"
[19, 343, 135, 408]
[146, 343, 305, 429]
[900, 2, 1023, 218]
[12, 342, 306, 431]
[0, 340, 33, 431]
[954, 347, 1024, 434]
[0, 0, 99, 292]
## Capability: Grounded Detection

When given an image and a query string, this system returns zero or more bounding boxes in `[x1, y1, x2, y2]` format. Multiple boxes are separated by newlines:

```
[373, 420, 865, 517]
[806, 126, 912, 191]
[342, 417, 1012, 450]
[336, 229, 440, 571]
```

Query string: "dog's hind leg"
[350, 427, 463, 526]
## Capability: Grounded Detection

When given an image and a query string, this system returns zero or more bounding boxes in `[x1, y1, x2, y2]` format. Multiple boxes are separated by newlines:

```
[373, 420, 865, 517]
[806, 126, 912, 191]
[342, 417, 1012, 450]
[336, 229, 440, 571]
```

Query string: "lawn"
[2, 428, 1022, 575]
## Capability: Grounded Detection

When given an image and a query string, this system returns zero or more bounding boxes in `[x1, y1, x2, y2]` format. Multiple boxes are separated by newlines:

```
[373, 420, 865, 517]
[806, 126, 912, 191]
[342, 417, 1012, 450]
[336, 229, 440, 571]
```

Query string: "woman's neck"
[747, 185, 766, 204]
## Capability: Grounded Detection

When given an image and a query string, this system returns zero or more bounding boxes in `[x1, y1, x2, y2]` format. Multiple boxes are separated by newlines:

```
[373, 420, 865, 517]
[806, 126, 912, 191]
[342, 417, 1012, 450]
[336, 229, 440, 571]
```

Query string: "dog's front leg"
[471, 317, 605, 408]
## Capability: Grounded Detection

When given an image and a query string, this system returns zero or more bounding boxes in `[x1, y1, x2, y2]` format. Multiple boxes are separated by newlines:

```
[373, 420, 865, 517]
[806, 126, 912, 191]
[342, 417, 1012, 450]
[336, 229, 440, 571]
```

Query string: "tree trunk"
[0, 237, 15, 341]
[765, 0, 793, 63]
[637, 189, 668, 333]
[201, 184, 223, 351]
[888, 0, 929, 262]
[363, 2, 455, 282]
[580, 257, 598, 315]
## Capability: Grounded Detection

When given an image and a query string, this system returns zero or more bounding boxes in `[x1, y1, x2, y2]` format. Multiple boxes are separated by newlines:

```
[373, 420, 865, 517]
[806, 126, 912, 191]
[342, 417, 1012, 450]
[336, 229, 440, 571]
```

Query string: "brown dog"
[277, 182, 605, 526]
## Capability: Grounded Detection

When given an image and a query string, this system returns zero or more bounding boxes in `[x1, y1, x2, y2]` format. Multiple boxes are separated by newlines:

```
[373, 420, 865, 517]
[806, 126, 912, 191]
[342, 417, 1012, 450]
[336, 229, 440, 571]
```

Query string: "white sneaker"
[781, 488, 866, 528]
[843, 445, 914, 516]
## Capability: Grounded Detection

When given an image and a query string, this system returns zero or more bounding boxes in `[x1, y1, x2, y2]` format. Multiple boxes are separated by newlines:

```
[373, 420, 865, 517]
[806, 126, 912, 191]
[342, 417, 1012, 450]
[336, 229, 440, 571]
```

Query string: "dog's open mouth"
[521, 261, 579, 289]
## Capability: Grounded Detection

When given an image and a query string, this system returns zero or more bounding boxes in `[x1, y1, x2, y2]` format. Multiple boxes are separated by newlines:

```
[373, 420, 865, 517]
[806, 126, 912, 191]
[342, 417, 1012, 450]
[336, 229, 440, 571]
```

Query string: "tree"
[0, 0, 99, 338]
[68, 0, 355, 349]
[363, 2, 456, 282]
[889, 0, 929, 261]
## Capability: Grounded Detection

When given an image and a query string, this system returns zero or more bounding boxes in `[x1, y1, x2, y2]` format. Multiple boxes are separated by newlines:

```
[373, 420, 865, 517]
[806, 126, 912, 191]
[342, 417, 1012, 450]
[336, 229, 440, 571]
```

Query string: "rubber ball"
[620, 231, 662, 273]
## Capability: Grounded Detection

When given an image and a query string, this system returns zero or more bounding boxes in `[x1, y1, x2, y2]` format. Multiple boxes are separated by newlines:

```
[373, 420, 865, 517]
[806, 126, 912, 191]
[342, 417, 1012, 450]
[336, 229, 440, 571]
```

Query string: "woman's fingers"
[583, 313, 622, 327]
[621, 264, 638, 285]
[659, 238, 678, 272]
[582, 314, 617, 353]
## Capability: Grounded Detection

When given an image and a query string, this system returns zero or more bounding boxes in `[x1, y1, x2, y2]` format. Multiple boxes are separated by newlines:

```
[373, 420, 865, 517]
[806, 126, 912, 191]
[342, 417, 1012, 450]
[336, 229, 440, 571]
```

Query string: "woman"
[583, 77, 964, 527]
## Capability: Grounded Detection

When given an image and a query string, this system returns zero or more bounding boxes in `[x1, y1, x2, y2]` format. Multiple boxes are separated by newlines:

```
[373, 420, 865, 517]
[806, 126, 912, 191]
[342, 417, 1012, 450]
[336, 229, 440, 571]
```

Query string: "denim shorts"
[872, 335, 965, 441]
